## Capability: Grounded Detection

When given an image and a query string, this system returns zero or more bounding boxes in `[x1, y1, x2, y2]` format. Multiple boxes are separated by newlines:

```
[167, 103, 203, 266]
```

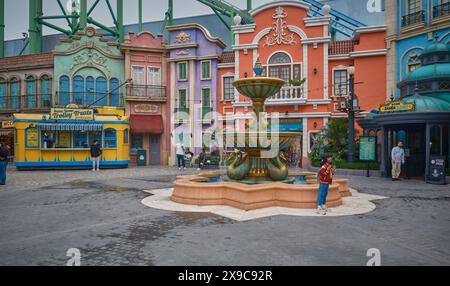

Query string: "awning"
[130, 115, 163, 134]
[270, 123, 303, 132]
[37, 123, 103, 131]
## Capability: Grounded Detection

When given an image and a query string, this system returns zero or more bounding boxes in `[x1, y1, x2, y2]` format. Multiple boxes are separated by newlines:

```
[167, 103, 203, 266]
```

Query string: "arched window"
[59, 75, 70, 106]
[267, 52, 300, 90]
[268, 52, 291, 64]
[95, 77, 107, 106]
[0, 77, 6, 109]
[104, 128, 117, 148]
[72, 76, 85, 106]
[86, 76, 95, 106]
[26, 76, 37, 108]
[109, 78, 119, 106]
[40, 75, 51, 108]
[10, 77, 20, 110]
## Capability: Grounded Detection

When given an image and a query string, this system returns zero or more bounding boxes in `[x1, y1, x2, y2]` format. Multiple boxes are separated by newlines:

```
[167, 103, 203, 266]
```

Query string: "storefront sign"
[359, 136, 377, 161]
[1, 120, 14, 129]
[427, 156, 447, 185]
[50, 108, 94, 121]
[134, 104, 160, 114]
[379, 100, 415, 113]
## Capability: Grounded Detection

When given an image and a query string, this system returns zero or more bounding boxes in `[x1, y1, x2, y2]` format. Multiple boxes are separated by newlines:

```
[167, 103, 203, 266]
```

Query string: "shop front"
[0, 119, 15, 162]
[129, 102, 165, 166]
[13, 107, 130, 170]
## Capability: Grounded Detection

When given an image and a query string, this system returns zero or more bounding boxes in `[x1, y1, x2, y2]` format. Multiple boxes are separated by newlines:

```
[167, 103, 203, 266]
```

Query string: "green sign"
[359, 136, 377, 162]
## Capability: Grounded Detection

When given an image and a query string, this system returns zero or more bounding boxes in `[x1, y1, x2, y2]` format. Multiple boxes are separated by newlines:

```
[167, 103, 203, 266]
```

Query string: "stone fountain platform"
[169, 171, 353, 211]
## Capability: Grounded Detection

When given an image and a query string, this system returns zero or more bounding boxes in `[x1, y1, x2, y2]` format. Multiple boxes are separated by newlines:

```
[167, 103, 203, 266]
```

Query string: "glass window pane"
[110, 78, 120, 106]
[104, 128, 117, 148]
[73, 131, 88, 148]
[59, 76, 70, 106]
[72, 76, 85, 106]
[95, 77, 107, 106]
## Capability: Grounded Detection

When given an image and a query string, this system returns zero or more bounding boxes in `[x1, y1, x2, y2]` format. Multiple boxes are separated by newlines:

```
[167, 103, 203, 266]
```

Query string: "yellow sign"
[379, 101, 415, 113]
[50, 108, 94, 120]
[59, 132, 71, 148]
[2, 120, 14, 129]
[26, 128, 39, 148]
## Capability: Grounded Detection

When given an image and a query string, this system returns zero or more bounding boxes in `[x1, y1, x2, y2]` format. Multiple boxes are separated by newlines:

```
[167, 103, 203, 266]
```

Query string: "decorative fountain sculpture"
[170, 59, 350, 210]
[225, 58, 301, 184]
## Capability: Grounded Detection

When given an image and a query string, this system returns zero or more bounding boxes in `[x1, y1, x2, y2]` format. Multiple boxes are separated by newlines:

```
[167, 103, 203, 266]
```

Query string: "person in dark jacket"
[90, 140, 102, 171]
[0, 143, 10, 185]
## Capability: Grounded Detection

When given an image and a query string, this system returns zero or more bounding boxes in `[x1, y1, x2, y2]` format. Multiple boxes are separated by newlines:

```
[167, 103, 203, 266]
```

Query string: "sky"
[4, 0, 384, 40]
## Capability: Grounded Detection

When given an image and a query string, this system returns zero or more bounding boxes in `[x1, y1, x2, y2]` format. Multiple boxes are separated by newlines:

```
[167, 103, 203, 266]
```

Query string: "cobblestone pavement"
[0, 167, 449, 266]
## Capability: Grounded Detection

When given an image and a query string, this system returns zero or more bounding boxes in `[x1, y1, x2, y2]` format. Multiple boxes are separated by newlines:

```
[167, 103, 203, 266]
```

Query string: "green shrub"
[311, 160, 380, 170]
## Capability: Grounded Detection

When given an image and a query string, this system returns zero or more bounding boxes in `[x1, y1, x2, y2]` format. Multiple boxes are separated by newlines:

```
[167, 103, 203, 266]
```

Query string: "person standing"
[197, 148, 206, 171]
[316, 155, 336, 215]
[391, 141, 405, 181]
[0, 143, 9, 185]
[90, 140, 102, 171]
[175, 142, 186, 170]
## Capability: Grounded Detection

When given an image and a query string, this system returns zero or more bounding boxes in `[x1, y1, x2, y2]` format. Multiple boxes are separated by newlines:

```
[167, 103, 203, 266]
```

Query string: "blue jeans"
[0, 161, 7, 185]
[176, 154, 185, 168]
[317, 183, 329, 206]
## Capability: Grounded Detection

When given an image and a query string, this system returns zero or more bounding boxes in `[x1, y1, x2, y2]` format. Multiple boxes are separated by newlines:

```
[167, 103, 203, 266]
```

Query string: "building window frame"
[222, 74, 235, 101]
[201, 86, 211, 119]
[104, 128, 117, 148]
[332, 68, 349, 97]
[200, 60, 212, 80]
[177, 88, 188, 113]
[177, 62, 188, 81]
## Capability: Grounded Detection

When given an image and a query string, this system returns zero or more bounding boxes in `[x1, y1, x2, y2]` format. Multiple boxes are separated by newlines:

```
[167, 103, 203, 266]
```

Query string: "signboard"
[134, 103, 160, 114]
[427, 156, 447, 185]
[59, 132, 71, 148]
[379, 100, 415, 113]
[1, 120, 14, 129]
[50, 108, 94, 121]
[26, 128, 39, 148]
[359, 136, 377, 161]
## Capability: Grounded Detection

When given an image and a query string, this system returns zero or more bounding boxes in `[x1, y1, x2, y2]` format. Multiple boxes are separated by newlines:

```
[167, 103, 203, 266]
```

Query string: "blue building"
[386, 0, 450, 98]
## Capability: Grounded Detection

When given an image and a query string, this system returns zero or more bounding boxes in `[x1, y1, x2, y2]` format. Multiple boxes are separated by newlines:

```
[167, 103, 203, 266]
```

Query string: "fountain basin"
[171, 171, 350, 210]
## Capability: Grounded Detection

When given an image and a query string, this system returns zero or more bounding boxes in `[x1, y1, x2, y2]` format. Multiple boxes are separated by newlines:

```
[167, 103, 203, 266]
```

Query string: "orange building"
[217, 2, 387, 167]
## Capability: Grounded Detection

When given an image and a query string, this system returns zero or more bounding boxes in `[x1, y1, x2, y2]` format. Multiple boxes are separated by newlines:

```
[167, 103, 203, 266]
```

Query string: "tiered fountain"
[171, 60, 351, 210]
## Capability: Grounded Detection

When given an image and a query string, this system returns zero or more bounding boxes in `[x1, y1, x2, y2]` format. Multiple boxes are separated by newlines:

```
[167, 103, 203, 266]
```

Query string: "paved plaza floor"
[0, 166, 449, 266]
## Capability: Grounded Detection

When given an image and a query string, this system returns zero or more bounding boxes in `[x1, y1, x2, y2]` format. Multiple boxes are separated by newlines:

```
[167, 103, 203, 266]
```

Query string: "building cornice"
[167, 43, 198, 50]
[218, 63, 235, 68]
[165, 23, 226, 48]
[349, 49, 387, 58]
[167, 55, 221, 62]
[231, 24, 256, 34]
[232, 43, 258, 51]
[329, 54, 352, 60]
[304, 16, 332, 27]
[301, 37, 332, 44]
[249, 1, 311, 16]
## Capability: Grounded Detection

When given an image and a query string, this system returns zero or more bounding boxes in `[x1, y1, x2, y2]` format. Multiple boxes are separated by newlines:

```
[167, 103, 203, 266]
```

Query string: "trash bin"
[137, 149, 147, 166]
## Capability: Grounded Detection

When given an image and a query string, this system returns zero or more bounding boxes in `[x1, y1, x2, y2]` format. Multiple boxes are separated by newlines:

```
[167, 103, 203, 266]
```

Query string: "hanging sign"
[359, 136, 377, 161]
[379, 100, 415, 113]
[2, 120, 14, 129]
[26, 128, 39, 148]
[134, 104, 160, 114]
[50, 108, 94, 120]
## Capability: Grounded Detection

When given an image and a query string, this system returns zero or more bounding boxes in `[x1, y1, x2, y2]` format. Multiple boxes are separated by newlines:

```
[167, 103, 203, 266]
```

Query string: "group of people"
[175, 143, 207, 171]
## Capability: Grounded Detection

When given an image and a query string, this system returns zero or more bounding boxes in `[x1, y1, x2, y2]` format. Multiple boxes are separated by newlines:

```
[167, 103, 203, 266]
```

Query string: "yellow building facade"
[13, 107, 130, 170]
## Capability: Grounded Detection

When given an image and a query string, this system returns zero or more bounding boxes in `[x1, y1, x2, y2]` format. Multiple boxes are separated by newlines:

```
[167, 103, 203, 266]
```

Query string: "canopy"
[37, 123, 103, 131]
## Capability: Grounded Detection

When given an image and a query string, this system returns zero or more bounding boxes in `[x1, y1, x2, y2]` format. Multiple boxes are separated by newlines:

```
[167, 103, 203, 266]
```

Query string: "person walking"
[90, 140, 102, 171]
[316, 155, 336, 215]
[175, 142, 186, 170]
[0, 143, 9, 185]
[391, 141, 405, 181]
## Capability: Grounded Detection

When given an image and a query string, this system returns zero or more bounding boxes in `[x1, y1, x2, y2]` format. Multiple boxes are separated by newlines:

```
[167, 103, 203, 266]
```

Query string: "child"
[316, 155, 336, 215]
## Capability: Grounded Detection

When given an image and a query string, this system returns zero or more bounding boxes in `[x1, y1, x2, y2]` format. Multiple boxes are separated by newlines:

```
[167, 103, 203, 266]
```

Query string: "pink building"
[122, 31, 170, 165]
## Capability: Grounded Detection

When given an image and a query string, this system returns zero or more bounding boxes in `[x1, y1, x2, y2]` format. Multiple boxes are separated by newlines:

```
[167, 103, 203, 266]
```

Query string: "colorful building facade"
[122, 31, 170, 165]
[166, 23, 226, 165]
[53, 27, 125, 108]
[218, 1, 387, 167]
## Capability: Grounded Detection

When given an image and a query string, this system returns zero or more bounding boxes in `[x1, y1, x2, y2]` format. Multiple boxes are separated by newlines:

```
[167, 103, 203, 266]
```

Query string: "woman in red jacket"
[316, 155, 336, 215]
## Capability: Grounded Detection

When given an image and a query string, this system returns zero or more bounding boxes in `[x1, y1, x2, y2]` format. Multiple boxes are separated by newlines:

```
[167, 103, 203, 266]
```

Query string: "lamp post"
[347, 66, 356, 163]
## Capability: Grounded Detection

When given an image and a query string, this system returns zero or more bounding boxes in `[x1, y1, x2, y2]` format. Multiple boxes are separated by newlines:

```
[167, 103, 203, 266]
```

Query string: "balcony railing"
[54, 92, 125, 108]
[266, 86, 305, 104]
[433, 2, 450, 18]
[126, 84, 166, 100]
[401, 10, 425, 27]
[0, 94, 52, 112]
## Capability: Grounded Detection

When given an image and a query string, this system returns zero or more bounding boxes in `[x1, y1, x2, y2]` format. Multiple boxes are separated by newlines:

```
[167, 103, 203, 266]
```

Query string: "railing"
[54, 92, 125, 107]
[433, 2, 450, 18]
[401, 10, 425, 27]
[126, 84, 166, 100]
[0, 94, 52, 112]
[267, 86, 305, 103]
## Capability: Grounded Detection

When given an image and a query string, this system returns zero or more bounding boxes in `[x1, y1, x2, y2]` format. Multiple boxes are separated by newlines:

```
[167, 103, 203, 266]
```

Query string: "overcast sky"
[4, 0, 383, 40]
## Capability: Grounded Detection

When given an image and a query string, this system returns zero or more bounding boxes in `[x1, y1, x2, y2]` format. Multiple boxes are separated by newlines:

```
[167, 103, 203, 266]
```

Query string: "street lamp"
[347, 65, 356, 163]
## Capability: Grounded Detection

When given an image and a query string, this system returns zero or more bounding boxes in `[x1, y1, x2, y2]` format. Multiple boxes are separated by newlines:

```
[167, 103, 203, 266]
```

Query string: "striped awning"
[37, 123, 103, 131]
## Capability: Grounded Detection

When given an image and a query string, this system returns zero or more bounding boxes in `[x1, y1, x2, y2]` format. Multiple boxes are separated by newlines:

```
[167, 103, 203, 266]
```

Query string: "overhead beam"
[138, 0, 143, 33]
[79, 0, 87, 29]
[116, 0, 123, 42]
[0, 0, 4, 57]
[28, 0, 43, 54]
[56, 0, 72, 27]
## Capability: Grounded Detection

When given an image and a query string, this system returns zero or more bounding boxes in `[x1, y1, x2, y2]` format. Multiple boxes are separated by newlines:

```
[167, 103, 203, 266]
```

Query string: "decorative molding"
[166, 23, 226, 48]
[349, 49, 387, 58]
[250, 1, 311, 16]
[218, 63, 235, 68]
[304, 16, 332, 27]
[231, 24, 256, 33]
[329, 54, 352, 60]
[167, 43, 198, 50]
[175, 32, 192, 44]
[301, 37, 332, 44]
[70, 49, 110, 74]
[176, 49, 191, 56]
[264, 7, 297, 47]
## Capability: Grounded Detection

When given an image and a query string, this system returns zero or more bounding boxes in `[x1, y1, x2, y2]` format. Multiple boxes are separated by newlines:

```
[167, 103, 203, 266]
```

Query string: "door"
[149, 135, 161, 165]
[147, 67, 161, 98]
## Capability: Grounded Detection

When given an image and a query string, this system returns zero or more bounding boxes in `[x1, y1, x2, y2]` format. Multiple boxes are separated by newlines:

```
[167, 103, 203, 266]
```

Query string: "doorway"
[149, 135, 161, 165]
[385, 124, 426, 178]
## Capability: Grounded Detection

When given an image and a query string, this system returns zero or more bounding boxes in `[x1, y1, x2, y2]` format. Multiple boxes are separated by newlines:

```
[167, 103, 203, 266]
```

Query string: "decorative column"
[425, 123, 431, 180]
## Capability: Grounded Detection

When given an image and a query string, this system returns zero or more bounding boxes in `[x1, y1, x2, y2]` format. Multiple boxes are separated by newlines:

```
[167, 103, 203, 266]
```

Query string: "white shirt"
[391, 146, 405, 163]
[175, 143, 185, 155]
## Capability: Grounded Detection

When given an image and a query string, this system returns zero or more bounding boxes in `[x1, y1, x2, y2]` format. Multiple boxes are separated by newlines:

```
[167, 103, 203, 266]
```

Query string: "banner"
[379, 101, 415, 113]
[50, 108, 94, 121]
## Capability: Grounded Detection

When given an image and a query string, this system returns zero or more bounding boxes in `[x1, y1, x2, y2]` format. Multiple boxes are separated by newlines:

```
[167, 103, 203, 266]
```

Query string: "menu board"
[427, 156, 447, 185]
[359, 136, 377, 162]
[59, 132, 71, 148]
[26, 128, 39, 148]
